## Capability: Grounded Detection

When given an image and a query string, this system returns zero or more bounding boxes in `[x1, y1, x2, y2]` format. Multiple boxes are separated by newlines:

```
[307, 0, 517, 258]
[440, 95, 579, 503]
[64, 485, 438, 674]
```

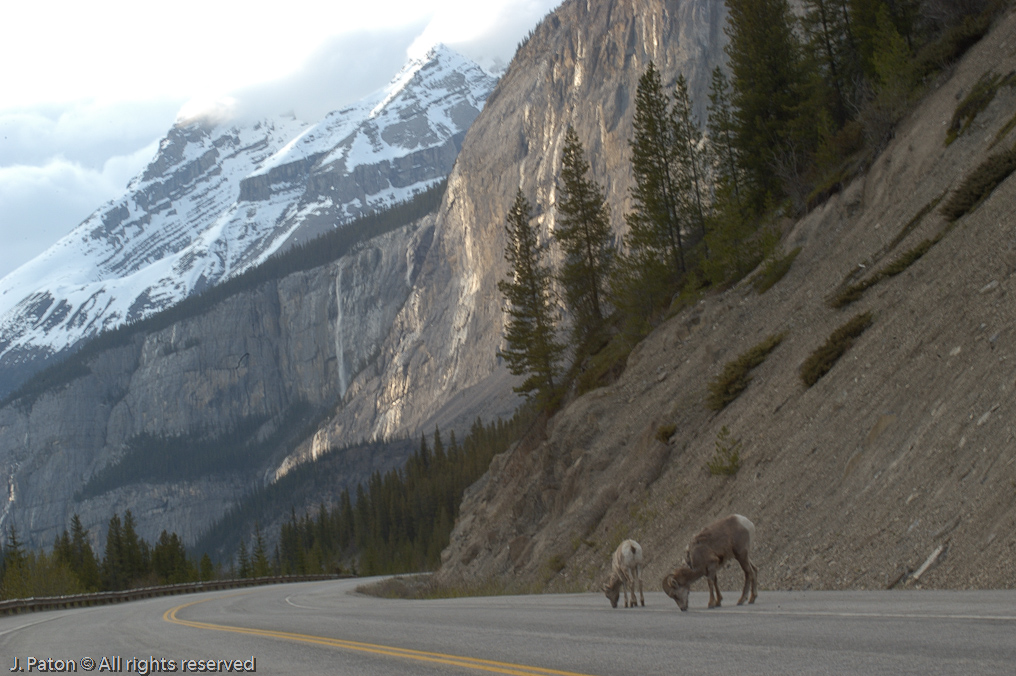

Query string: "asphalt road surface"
[1, 579, 1014, 675]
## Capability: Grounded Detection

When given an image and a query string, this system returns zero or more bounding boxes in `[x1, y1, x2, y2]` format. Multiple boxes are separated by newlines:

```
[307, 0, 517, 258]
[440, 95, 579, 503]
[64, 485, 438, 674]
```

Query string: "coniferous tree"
[801, 0, 861, 124]
[71, 515, 101, 590]
[497, 189, 564, 404]
[626, 62, 687, 276]
[252, 524, 271, 577]
[199, 554, 215, 581]
[101, 514, 127, 590]
[706, 67, 745, 216]
[702, 66, 767, 286]
[672, 75, 710, 249]
[0, 526, 27, 599]
[851, 0, 919, 74]
[120, 510, 150, 585]
[54, 515, 101, 591]
[856, 5, 917, 149]
[236, 539, 251, 579]
[554, 125, 615, 353]
[611, 63, 692, 336]
[725, 0, 815, 211]
[152, 531, 193, 584]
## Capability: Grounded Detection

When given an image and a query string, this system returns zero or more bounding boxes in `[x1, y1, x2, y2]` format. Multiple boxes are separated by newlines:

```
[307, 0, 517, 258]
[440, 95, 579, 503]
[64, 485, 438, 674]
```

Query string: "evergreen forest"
[0, 513, 213, 599]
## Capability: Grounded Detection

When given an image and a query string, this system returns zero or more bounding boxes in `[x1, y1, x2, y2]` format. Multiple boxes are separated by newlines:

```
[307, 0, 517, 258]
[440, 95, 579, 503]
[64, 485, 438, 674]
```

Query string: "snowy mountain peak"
[0, 47, 496, 398]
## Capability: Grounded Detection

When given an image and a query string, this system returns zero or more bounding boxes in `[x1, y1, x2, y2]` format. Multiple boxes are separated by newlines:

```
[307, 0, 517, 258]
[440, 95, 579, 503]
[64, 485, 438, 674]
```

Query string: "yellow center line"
[164, 597, 599, 676]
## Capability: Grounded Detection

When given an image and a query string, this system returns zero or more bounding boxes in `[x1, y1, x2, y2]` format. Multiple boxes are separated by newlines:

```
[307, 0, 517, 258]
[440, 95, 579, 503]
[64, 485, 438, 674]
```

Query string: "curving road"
[1, 579, 1014, 675]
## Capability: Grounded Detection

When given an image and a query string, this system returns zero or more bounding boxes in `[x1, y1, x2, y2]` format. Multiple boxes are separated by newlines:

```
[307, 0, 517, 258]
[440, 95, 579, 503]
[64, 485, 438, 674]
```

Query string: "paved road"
[1, 579, 1014, 675]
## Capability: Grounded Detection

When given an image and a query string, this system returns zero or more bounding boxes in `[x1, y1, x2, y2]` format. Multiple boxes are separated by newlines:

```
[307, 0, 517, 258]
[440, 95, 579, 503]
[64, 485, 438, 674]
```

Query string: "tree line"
[254, 414, 531, 577]
[0, 513, 214, 600]
[498, 0, 1004, 406]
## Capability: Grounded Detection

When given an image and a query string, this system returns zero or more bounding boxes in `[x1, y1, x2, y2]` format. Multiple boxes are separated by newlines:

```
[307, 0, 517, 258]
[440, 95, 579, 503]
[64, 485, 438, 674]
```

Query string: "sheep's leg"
[637, 566, 645, 607]
[708, 564, 722, 608]
[617, 565, 625, 609]
[749, 561, 759, 604]
[736, 553, 753, 605]
[706, 569, 721, 608]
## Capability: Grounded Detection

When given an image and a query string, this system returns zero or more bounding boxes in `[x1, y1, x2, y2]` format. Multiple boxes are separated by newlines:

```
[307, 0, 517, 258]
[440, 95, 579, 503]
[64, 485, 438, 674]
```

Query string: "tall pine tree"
[554, 125, 615, 355]
[626, 62, 687, 277]
[672, 74, 709, 250]
[725, 0, 815, 212]
[801, 0, 861, 124]
[706, 67, 745, 215]
[498, 189, 564, 404]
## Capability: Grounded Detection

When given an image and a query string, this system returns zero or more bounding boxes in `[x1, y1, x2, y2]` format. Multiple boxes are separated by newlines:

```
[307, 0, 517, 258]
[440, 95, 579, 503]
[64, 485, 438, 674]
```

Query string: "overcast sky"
[0, 0, 561, 280]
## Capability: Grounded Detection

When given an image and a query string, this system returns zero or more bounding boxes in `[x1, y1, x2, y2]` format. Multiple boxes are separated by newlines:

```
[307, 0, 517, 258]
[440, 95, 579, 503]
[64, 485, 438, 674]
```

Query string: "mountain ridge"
[0, 44, 495, 399]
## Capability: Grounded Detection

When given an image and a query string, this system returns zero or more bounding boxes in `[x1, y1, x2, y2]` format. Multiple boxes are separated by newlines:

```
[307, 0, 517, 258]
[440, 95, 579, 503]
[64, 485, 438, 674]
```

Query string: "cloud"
[222, 24, 428, 124]
[0, 0, 565, 280]
[412, 0, 561, 71]
[0, 100, 181, 168]
[0, 141, 158, 280]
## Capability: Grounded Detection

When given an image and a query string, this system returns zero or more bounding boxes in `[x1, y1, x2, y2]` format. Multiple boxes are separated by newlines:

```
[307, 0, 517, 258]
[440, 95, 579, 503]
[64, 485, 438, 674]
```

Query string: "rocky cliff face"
[435, 9, 1016, 592]
[0, 220, 433, 547]
[316, 0, 728, 444]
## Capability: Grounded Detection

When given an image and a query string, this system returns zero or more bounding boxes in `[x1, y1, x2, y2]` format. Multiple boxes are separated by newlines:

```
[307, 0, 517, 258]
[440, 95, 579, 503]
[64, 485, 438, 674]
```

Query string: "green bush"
[915, 11, 994, 76]
[881, 238, 936, 276]
[656, 423, 677, 443]
[545, 554, 567, 575]
[831, 238, 936, 308]
[575, 332, 634, 396]
[946, 70, 1016, 145]
[706, 426, 741, 476]
[706, 332, 786, 410]
[800, 312, 874, 387]
[992, 110, 1016, 148]
[941, 146, 1016, 222]
[752, 247, 801, 294]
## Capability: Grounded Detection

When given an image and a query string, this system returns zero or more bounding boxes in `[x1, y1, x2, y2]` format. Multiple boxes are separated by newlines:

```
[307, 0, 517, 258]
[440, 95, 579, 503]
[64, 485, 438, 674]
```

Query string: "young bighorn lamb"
[603, 539, 645, 608]
[662, 514, 757, 611]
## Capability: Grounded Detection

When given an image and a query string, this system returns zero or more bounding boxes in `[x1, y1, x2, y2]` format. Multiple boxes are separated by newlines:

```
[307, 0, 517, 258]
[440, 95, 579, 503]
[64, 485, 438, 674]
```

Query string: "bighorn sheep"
[603, 539, 645, 608]
[662, 514, 757, 611]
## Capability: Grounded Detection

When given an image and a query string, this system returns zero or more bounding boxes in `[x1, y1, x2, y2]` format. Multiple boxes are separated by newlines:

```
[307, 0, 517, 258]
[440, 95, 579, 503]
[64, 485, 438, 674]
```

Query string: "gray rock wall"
[320, 0, 727, 443]
[0, 220, 433, 549]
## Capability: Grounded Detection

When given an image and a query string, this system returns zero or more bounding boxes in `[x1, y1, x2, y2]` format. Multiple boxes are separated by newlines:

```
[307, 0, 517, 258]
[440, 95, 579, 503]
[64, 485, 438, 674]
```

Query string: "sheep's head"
[662, 571, 690, 611]
[603, 580, 621, 608]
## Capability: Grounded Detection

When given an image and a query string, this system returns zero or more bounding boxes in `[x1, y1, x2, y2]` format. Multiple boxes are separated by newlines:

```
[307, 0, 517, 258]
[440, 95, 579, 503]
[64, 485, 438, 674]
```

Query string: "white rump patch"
[734, 514, 756, 548]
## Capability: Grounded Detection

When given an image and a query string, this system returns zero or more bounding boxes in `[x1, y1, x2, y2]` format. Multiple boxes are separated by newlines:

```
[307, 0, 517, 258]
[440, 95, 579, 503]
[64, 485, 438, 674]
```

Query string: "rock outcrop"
[318, 0, 728, 442]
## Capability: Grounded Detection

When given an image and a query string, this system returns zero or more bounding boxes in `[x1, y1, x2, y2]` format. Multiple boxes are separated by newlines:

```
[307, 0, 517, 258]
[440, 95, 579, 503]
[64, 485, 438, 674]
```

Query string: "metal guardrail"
[0, 574, 350, 616]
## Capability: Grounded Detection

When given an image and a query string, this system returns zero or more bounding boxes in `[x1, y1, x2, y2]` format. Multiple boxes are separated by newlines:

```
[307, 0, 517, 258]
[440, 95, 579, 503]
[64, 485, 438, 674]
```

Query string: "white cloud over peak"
[0, 0, 563, 280]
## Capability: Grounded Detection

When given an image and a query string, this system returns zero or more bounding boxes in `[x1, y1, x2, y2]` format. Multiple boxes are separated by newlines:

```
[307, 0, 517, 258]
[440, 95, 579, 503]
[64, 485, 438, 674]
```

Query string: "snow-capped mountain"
[0, 45, 496, 397]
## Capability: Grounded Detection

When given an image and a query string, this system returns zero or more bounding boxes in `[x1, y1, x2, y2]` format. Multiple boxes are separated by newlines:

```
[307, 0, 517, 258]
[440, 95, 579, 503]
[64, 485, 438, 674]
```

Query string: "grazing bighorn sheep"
[603, 539, 645, 608]
[662, 514, 757, 611]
